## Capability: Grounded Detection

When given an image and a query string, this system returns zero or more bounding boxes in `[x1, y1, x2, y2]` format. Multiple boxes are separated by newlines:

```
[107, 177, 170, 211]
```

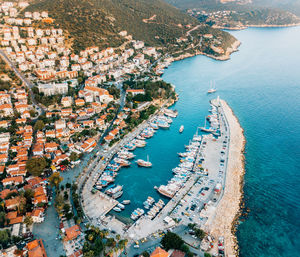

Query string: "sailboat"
[200, 118, 216, 133]
[136, 155, 152, 167]
[207, 81, 217, 94]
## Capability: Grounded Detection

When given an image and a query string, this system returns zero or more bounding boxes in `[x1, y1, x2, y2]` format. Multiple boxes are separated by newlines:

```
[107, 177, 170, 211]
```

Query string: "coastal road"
[0, 49, 45, 116]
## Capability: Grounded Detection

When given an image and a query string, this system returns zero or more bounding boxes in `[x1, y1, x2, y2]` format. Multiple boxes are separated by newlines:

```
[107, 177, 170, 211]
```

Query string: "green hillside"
[25, 0, 199, 51]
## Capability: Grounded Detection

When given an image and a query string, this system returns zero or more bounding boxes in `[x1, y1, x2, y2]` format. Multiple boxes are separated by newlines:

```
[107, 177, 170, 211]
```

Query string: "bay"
[114, 26, 300, 256]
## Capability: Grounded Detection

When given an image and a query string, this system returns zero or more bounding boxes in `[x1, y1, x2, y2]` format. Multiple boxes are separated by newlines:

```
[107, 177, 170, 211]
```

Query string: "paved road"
[0, 49, 45, 116]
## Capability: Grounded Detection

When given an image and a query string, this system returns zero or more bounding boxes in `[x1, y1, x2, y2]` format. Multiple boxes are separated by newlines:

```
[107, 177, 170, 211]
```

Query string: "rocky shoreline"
[172, 40, 241, 62]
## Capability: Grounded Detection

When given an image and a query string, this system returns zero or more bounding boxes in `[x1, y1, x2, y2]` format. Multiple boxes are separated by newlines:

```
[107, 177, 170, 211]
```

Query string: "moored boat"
[113, 207, 122, 212]
[122, 200, 131, 205]
[136, 155, 152, 167]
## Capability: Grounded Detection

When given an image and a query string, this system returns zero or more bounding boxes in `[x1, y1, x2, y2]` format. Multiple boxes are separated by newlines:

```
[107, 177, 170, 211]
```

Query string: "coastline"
[213, 22, 300, 31]
[206, 100, 245, 256]
[172, 40, 241, 62]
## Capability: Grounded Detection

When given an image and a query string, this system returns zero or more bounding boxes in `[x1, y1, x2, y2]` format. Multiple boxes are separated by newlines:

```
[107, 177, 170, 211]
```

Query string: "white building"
[37, 83, 68, 96]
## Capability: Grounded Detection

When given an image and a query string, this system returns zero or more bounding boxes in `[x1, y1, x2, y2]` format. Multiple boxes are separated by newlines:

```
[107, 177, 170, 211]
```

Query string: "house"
[0, 133, 10, 143]
[61, 108, 72, 117]
[33, 186, 48, 206]
[0, 103, 13, 117]
[32, 144, 44, 156]
[26, 239, 47, 257]
[126, 89, 145, 96]
[0, 189, 17, 200]
[150, 247, 169, 257]
[0, 120, 8, 129]
[2, 176, 23, 186]
[35, 69, 55, 80]
[169, 250, 185, 257]
[55, 119, 66, 130]
[82, 120, 94, 128]
[5, 196, 21, 210]
[31, 208, 44, 223]
[133, 40, 144, 49]
[61, 96, 72, 107]
[45, 130, 55, 138]
[64, 225, 81, 241]
[77, 138, 96, 153]
[75, 99, 85, 107]
[45, 142, 58, 153]
[84, 86, 114, 104]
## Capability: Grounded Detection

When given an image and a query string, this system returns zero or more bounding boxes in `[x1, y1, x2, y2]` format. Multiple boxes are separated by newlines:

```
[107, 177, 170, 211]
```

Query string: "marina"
[80, 27, 300, 257]
[81, 94, 238, 255]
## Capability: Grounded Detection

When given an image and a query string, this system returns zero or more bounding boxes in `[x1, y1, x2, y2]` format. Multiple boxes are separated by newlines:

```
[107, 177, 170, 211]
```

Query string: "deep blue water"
[114, 27, 300, 256]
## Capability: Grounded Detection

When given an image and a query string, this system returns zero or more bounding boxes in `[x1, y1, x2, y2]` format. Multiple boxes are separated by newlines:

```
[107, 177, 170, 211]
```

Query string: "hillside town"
[0, 1, 180, 257]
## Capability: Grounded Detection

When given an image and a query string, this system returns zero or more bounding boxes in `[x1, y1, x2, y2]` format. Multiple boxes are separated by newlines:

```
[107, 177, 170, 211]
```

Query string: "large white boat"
[207, 81, 217, 94]
[136, 155, 152, 167]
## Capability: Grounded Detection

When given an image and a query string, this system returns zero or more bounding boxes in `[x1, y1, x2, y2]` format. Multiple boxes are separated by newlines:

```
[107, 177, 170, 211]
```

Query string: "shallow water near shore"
[113, 27, 300, 256]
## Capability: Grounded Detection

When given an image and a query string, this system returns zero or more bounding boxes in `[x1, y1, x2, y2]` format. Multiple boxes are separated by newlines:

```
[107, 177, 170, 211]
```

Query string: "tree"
[34, 120, 45, 131]
[49, 172, 64, 189]
[70, 152, 79, 162]
[142, 251, 150, 257]
[0, 229, 10, 247]
[26, 157, 47, 176]
[0, 212, 6, 228]
[161, 232, 184, 251]
[24, 216, 33, 226]
[204, 253, 212, 257]
[194, 228, 206, 240]
[55, 194, 65, 213]
[83, 250, 95, 257]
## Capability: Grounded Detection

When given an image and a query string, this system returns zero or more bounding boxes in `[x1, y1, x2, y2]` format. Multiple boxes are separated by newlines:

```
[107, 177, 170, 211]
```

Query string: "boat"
[131, 208, 145, 220]
[117, 203, 125, 209]
[124, 142, 136, 151]
[200, 118, 216, 133]
[113, 207, 122, 212]
[207, 81, 217, 94]
[179, 125, 184, 133]
[112, 190, 123, 199]
[164, 109, 178, 118]
[136, 155, 152, 167]
[134, 139, 147, 148]
[106, 185, 123, 199]
[156, 120, 170, 129]
[113, 157, 131, 167]
[118, 150, 135, 159]
[122, 200, 131, 205]
[150, 123, 159, 130]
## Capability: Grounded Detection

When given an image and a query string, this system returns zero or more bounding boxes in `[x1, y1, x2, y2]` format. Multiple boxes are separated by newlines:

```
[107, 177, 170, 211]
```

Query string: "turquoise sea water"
[114, 27, 300, 256]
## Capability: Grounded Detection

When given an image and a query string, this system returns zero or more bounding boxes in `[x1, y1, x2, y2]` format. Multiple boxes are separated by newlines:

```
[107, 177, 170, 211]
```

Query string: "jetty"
[205, 99, 245, 256]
